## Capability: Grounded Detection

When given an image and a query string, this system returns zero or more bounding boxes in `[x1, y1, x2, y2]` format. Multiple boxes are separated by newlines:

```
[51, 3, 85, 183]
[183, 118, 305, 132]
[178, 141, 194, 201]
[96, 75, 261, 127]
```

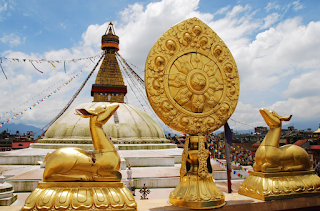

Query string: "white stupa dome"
[32, 102, 176, 150]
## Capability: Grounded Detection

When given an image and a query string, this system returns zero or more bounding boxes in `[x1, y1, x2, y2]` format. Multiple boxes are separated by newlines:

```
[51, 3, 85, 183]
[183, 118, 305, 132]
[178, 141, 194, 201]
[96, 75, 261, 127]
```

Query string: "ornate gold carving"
[42, 104, 122, 181]
[197, 136, 208, 179]
[145, 17, 240, 209]
[22, 182, 136, 211]
[169, 174, 225, 209]
[238, 171, 320, 201]
[145, 17, 239, 135]
[253, 109, 311, 172]
[239, 109, 319, 201]
[24, 103, 137, 210]
[180, 136, 190, 177]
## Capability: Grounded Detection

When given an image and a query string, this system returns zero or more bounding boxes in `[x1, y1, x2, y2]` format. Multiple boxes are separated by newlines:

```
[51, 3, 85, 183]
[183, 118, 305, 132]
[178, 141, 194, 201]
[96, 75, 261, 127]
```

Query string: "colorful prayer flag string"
[30, 61, 43, 73]
[0, 52, 103, 75]
[229, 118, 255, 128]
[214, 159, 249, 179]
[116, 53, 176, 135]
[117, 56, 147, 113]
[1, 52, 102, 66]
[116, 52, 145, 88]
[0, 63, 91, 127]
[0, 58, 7, 79]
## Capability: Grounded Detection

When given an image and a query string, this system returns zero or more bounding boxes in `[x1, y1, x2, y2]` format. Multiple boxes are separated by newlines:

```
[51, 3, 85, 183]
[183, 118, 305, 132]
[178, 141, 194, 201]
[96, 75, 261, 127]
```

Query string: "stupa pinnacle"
[32, 22, 174, 150]
[91, 22, 127, 103]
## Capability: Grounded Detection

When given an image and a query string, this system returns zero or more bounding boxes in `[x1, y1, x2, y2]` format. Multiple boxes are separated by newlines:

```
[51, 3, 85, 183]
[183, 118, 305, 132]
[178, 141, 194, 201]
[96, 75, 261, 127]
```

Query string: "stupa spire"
[91, 22, 127, 102]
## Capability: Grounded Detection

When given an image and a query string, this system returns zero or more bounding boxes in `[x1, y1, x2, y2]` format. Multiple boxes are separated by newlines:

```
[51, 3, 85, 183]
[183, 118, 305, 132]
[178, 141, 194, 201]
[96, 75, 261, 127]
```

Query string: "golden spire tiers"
[145, 17, 240, 209]
[92, 22, 127, 103]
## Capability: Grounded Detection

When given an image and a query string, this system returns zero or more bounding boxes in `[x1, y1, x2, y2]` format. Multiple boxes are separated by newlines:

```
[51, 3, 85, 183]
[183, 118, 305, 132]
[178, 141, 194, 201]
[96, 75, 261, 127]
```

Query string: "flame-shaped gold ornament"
[145, 17, 240, 209]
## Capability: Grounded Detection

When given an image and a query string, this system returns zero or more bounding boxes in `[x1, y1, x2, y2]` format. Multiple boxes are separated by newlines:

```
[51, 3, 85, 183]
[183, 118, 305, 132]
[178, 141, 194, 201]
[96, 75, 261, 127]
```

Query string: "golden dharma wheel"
[145, 17, 239, 135]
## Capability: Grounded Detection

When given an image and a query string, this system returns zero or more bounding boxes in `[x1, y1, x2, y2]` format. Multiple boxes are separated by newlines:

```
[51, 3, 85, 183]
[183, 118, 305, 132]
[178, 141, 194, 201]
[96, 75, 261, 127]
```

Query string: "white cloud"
[266, 1, 304, 13]
[228, 101, 263, 131]
[282, 71, 320, 99]
[1, 0, 319, 132]
[35, 30, 42, 35]
[119, 3, 143, 23]
[0, 49, 93, 127]
[261, 12, 280, 29]
[214, 5, 230, 15]
[60, 23, 66, 29]
[116, 0, 211, 68]
[0, 2, 7, 12]
[234, 17, 320, 92]
[269, 96, 320, 121]
[0, 1, 7, 21]
[265, 2, 280, 12]
[0, 33, 21, 46]
[292, 0, 304, 12]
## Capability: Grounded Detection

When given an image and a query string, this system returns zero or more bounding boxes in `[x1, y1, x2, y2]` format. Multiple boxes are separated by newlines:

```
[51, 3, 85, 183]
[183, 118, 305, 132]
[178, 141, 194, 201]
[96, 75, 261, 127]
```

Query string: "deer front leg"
[253, 162, 262, 171]
[45, 173, 95, 181]
[261, 162, 282, 172]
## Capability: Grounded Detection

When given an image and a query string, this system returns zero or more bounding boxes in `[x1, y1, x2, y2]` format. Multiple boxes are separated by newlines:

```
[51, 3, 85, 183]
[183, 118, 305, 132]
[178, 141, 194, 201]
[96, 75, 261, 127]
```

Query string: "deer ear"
[281, 115, 292, 121]
[75, 109, 92, 118]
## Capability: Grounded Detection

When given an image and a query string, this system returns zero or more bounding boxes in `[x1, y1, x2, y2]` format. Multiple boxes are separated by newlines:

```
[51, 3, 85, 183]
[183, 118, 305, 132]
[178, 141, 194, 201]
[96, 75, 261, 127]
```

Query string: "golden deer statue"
[253, 108, 311, 172]
[239, 108, 320, 200]
[42, 103, 121, 181]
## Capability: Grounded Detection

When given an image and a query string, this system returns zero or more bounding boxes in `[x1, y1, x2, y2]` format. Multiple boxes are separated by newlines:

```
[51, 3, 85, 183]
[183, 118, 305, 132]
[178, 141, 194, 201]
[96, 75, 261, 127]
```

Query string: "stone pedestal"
[0, 183, 17, 206]
[0, 174, 17, 206]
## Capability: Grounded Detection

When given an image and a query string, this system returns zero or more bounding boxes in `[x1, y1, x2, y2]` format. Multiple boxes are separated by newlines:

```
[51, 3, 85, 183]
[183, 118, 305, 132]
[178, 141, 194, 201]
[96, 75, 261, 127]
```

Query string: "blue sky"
[1, 0, 320, 134]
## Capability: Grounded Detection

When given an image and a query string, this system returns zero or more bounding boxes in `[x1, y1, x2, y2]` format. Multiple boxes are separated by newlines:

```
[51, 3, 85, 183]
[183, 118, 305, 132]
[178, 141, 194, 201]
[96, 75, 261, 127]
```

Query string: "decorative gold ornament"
[169, 136, 225, 209]
[239, 108, 320, 200]
[253, 109, 310, 172]
[145, 17, 239, 209]
[22, 182, 136, 211]
[145, 17, 239, 135]
[239, 171, 320, 201]
[22, 103, 137, 211]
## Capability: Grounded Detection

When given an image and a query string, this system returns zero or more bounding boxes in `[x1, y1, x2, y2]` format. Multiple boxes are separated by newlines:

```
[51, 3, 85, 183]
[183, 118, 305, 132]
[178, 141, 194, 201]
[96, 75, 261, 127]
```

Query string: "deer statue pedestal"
[239, 170, 320, 200]
[239, 109, 320, 200]
[22, 104, 137, 211]
[23, 182, 136, 211]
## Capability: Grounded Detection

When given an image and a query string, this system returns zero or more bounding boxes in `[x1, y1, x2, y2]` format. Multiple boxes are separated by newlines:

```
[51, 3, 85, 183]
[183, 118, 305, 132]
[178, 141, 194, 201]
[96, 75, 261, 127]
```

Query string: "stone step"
[119, 149, 183, 168]
[124, 157, 175, 167]
[0, 156, 45, 165]
[31, 143, 177, 150]
[116, 144, 177, 150]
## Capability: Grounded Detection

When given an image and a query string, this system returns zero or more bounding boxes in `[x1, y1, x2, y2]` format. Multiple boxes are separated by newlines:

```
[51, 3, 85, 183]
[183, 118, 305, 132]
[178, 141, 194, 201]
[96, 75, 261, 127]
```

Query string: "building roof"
[12, 142, 31, 149]
[294, 140, 308, 146]
[311, 145, 320, 150]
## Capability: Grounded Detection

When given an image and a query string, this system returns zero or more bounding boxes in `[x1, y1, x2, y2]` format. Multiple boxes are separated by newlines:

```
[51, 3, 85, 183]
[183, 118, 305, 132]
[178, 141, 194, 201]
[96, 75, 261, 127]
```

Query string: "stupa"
[31, 22, 175, 151]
